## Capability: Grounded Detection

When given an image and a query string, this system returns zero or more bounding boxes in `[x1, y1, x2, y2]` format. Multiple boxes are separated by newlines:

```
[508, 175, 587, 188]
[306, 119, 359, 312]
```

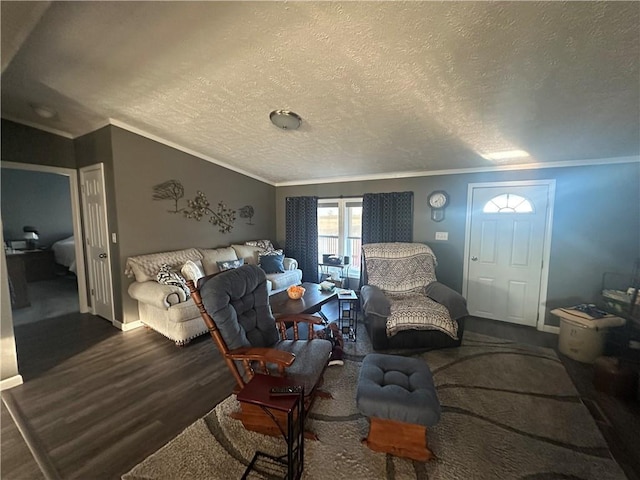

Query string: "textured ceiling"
[1, 1, 639, 185]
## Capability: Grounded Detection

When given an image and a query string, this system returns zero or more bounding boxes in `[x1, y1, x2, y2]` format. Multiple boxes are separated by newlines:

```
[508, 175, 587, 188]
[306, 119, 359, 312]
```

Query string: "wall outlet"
[435, 231, 448, 241]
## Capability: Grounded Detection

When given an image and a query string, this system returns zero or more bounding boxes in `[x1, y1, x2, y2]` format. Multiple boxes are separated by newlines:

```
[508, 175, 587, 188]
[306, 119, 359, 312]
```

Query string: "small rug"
[123, 331, 626, 480]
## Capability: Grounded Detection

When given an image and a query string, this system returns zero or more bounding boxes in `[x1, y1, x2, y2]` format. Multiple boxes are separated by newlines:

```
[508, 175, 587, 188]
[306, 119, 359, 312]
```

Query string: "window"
[483, 194, 533, 213]
[318, 198, 362, 276]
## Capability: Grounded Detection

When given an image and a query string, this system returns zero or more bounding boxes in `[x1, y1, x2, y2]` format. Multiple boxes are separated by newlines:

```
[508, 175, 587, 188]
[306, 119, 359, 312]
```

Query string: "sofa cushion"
[259, 252, 285, 273]
[231, 244, 265, 266]
[199, 247, 238, 275]
[125, 248, 203, 282]
[266, 269, 302, 292]
[217, 258, 244, 272]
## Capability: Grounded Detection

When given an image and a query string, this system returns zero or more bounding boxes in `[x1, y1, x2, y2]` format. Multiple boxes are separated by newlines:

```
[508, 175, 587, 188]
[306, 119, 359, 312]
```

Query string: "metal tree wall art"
[152, 180, 184, 213]
[183, 191, 236, 233]
[152, 180, 237, 234]
[239, 205, 255, 225]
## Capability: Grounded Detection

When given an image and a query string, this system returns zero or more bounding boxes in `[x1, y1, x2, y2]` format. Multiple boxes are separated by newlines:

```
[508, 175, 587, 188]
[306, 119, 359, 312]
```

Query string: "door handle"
[99, 253, 108, 259]
[471, 256, 478, 261]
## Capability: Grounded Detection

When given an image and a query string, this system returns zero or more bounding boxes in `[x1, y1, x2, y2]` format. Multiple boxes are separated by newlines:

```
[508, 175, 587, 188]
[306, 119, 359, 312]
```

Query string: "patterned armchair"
[360, 242, 468, 350]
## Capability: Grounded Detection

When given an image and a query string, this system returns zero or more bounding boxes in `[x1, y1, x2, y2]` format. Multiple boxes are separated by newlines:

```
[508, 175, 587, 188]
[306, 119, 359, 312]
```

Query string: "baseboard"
[112, 319, 143, 332]
[0, 375, 24, 391]
[540, 324, 560, 335]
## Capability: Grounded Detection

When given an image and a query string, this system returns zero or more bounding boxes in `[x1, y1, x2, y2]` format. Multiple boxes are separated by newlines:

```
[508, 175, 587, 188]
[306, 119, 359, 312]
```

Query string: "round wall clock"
[428, 190, 449, 222]
[428, 191, 449, 209]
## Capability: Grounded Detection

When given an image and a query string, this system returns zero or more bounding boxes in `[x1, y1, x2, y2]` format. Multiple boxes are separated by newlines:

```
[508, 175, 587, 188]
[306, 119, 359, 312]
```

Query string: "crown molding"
[274, 156, 640, 187]
[108, 119, 276, 186]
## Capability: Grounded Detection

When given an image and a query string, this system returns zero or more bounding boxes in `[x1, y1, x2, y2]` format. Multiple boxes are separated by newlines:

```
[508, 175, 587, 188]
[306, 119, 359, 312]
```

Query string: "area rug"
[123, 332, 626, 480]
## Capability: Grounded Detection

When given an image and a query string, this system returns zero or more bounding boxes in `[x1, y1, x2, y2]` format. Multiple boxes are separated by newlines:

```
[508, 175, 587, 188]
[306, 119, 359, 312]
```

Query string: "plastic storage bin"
[551, 308, 626, 363]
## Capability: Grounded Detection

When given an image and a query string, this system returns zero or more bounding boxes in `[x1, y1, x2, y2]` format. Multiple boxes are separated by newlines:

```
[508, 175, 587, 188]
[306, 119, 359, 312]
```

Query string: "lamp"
[23, 226, 39, 250]
[269, 110, 302, 130]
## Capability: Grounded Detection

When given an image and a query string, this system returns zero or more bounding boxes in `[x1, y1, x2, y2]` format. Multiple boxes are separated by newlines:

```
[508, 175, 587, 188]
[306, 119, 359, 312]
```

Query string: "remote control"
[269, 385, 303, 396]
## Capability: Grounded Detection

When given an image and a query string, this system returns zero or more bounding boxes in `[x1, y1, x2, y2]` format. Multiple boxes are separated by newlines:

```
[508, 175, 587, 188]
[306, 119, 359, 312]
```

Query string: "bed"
[51, 235, 76, 273]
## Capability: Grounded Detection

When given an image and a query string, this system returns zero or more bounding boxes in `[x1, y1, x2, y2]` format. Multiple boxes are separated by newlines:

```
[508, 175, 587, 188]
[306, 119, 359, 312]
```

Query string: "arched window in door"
[483, 193, 533, 213]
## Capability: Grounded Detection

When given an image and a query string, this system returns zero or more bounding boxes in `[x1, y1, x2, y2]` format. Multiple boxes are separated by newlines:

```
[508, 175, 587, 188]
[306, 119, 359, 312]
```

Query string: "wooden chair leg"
[362, 417, 435, 462]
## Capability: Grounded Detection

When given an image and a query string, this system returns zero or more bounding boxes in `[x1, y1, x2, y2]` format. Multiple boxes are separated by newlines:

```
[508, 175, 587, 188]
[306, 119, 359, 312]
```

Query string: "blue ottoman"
[356, 353, 441, 461]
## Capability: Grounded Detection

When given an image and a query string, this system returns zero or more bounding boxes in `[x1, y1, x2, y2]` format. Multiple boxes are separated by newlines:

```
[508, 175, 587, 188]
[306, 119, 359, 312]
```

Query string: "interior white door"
[465, 184, 550, 327]
[80, 164, 114, 322]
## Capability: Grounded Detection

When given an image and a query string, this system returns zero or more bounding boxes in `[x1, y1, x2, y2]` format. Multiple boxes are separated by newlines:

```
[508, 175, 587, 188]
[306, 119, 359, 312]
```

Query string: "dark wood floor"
[2, 313, 235, 480]
[2, 308, 639, 480]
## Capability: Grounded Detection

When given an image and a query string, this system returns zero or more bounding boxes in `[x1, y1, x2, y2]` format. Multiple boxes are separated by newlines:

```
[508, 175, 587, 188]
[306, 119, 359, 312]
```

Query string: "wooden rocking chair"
[187, 264, 332, 437]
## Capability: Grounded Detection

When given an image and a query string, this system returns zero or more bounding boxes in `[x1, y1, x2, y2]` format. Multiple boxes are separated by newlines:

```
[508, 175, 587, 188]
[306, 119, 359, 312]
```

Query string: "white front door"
[464, 182, 553, 327]
[80, 164, 114, 321]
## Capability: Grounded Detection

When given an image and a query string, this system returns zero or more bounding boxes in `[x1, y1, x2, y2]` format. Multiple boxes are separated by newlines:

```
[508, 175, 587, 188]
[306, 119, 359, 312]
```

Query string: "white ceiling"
[1, 1, 638, 186]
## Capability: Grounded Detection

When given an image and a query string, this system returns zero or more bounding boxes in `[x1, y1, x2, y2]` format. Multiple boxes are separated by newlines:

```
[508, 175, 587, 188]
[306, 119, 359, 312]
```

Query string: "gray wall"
[1, 119, 76, 168]
[1, 168, 73, 248]
[276, 162, 640, 327]
[109, 127, 276, 324]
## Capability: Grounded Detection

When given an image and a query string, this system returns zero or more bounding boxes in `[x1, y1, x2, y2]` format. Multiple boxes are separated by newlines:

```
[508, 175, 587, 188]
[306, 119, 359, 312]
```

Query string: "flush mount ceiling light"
[269, 110, 302, 130]
[481, 150, 530, 161]
[30, 103, 57, 119]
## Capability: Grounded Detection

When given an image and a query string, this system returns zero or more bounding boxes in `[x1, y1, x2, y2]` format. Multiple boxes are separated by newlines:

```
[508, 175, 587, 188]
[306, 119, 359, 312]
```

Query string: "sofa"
[124, 242, 302, 345]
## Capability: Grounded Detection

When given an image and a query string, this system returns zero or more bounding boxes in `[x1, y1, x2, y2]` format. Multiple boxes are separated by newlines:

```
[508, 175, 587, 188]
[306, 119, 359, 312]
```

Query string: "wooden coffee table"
[270, 282, 337, 322]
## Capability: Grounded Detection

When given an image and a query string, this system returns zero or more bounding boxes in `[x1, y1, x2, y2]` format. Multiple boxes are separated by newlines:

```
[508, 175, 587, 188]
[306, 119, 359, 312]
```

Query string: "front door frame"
[462, 179, 557, 333]
[1, 161, 89, 313]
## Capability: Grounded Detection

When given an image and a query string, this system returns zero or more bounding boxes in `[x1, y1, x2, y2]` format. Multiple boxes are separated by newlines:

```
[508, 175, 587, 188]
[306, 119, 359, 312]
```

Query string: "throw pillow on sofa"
[181, 259, 205, 283]
[259, 252, 285, 273]
[157, 264, 190, 298]
[245, 239, 275, 251]
[217, 258, 244, 272]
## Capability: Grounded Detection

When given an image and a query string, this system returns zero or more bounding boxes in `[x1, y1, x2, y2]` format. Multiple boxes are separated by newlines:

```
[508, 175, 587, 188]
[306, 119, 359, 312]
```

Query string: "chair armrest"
[283, 257, 298, 270]
[228, 346, 296, 377]
[360, 284, 391, 317]
[425, 281, 468, 320]
[128, 281, 187, 308]
[227, 347, 296, 367]
[276, 314, 324, 340]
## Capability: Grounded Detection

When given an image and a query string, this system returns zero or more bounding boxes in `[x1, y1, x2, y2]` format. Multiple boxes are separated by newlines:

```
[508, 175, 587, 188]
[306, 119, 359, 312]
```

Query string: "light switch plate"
[435, 231, 448, 241]
[111, 233, 117, 243]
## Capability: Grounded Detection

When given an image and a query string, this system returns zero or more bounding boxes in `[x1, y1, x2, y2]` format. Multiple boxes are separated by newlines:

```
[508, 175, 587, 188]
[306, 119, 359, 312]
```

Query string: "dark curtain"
[362, 191, 414, 244]
[285, 196, 319, 283]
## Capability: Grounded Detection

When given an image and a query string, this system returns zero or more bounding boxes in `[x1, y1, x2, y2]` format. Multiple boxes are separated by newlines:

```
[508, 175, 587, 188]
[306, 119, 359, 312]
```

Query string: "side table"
[337, 289, 358, 341]
[236, 374, 304, 480]
[318, 263, 350, 288]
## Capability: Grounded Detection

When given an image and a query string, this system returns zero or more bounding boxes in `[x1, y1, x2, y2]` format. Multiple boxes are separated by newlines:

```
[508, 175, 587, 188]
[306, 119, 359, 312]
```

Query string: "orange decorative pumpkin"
[287, 285, 306, 300]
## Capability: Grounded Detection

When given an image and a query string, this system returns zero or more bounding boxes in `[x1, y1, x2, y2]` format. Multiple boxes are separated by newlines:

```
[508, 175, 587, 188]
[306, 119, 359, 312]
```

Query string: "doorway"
[463, 180, 555, 330]
[1, 161, 88, 318]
